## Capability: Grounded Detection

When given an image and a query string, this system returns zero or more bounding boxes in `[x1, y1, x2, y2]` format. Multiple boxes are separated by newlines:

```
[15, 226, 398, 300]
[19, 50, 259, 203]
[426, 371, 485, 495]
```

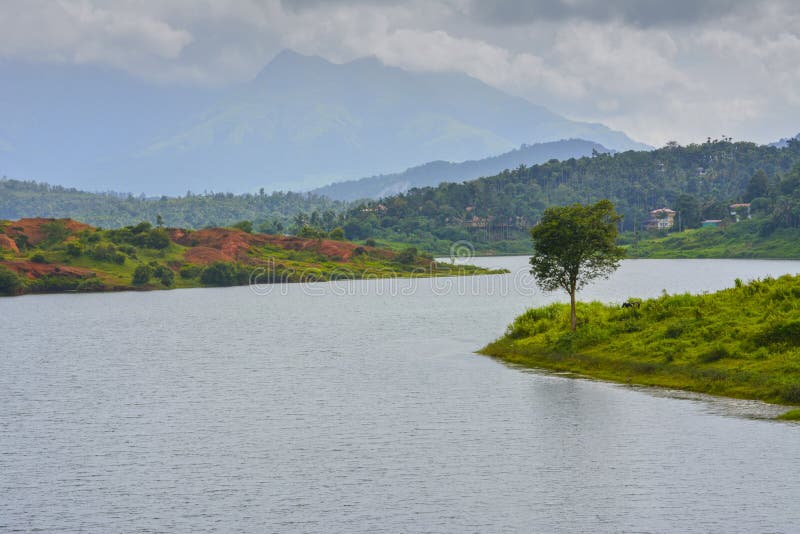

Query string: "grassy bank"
[624, 221, 800, 259]
[481, 275, 800, 417]
[0, 218, 505, 296]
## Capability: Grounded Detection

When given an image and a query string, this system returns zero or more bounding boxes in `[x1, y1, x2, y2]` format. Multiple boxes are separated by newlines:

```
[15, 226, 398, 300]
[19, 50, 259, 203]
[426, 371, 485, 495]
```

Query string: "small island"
[0, 218, 506, 296]
[481, 275, 800, 419]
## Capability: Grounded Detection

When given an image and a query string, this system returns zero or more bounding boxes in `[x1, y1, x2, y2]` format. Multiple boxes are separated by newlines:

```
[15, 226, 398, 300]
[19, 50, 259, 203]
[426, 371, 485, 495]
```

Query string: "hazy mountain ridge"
[0, 50, 648, 195]
[312, 139, 611, 201]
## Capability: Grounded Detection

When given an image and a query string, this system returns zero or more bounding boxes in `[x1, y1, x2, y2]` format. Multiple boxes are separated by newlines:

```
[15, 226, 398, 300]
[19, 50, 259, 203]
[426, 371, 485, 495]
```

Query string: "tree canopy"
[529, 200, 625, 331]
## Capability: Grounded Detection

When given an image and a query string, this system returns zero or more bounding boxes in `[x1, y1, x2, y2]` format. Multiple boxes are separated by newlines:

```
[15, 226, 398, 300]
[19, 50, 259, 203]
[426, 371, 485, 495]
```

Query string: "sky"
[2, 0, 800, 147]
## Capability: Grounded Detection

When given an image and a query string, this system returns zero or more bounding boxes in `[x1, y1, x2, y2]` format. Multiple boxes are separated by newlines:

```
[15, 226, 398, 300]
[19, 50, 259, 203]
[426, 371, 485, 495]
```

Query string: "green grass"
[777, 409, 800, 420]
[0, 220, 506, 296]
[624, 220, 800, 259]
[481, 275, 800, 412]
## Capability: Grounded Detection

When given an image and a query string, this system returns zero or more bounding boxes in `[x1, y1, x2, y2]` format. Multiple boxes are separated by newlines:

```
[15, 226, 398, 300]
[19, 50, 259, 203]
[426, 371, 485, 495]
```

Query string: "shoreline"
[480, 277, 800, 421]
[480, 343, 800, 420]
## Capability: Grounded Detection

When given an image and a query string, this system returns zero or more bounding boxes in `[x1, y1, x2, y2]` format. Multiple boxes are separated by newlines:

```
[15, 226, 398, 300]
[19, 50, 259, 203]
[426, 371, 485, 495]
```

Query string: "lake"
[2, 258, 799, 532]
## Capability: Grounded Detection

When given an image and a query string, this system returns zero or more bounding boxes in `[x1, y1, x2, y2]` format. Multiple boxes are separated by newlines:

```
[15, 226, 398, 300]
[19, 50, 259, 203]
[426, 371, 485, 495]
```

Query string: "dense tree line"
[0, 180, 345, 230]
[329, 139, 800, 246]
[5, 138, 800, 252]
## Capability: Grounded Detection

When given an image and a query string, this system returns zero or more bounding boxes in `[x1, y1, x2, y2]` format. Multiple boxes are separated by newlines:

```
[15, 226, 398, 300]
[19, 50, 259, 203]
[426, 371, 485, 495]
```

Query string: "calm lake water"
[2, 258, 800, 533]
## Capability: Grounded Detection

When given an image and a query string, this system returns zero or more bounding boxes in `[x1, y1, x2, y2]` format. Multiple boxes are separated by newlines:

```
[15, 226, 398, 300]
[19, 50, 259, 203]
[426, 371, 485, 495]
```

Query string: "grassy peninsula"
[0, 218, 504, 296]
[482, 275, 800, 414]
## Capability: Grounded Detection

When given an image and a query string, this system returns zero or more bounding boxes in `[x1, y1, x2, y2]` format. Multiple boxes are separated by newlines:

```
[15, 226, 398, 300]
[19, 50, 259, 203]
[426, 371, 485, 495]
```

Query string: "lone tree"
[529, 200, 625, 331]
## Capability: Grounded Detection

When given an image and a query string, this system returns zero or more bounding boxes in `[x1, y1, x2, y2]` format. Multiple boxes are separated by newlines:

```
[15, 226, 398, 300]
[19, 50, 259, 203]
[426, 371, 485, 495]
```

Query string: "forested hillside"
[311, 139, 610, 201]
[0, 180, 344, 231]
[329, 139, 800, 250]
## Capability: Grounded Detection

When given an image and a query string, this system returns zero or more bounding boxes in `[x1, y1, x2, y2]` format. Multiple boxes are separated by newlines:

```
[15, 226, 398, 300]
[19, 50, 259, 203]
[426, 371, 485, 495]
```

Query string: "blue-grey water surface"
[2, 258, 800, 533]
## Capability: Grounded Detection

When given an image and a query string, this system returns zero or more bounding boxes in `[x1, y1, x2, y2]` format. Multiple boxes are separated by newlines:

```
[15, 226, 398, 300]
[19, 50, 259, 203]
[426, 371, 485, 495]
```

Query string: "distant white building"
[729, 203, 751, 222]
[646, 208, 676, 230]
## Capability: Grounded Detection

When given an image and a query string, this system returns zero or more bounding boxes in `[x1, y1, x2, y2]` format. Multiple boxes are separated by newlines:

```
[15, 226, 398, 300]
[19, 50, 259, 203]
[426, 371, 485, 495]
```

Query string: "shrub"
[698, 345, 731, 363]
[131, 222, 152, 234]
[29, 276, 79, 292]
[664, 323, 684, 339]
[132, 265, 152, 285]
[0, 266, 22, 295]
[364, 238, 377, 247]
[179, 264, 202, 279]
[299, 225, 325, 239]
[13, 234, 30, 251]
[30, 253, 48, 264]
[756, 320, 800, 346]
[41, 220, 70, 246]
[779, 384, 800, 404]
[232, 220, 253, 234]
[65, 241, 84, 257]
[329, 227, 345, 240]
[395, 247, 418, 265]
[152, 265, 175, 287]
[200, 261, 239, 287]
[145, 228, 171, 249]
[77, 277, 105, 292]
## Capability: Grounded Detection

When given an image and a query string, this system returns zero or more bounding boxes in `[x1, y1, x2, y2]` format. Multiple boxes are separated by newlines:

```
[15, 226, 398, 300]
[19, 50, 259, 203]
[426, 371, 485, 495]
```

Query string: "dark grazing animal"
[621, 301, 641, 309]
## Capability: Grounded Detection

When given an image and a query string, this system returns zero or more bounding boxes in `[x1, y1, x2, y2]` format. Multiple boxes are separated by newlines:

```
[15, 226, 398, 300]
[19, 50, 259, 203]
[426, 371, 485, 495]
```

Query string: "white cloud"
[1, 0, 800, 144]
[0, 0, 193, 66]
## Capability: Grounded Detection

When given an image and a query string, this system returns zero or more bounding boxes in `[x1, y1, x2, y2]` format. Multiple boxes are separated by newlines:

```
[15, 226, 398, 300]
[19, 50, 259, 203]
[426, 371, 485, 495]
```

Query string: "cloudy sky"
[2, 0, 800, 146]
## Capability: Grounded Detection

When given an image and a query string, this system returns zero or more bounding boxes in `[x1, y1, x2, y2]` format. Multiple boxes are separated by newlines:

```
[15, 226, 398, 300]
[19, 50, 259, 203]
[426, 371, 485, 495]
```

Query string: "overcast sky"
[2, 0, 800, 146]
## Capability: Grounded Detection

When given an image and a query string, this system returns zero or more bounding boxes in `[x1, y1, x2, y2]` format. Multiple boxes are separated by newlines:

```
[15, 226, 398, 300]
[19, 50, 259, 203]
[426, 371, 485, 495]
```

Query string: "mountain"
[0, 50, 649, 195]
[312, 139, 611, 201]
[770, 132, 800, 148]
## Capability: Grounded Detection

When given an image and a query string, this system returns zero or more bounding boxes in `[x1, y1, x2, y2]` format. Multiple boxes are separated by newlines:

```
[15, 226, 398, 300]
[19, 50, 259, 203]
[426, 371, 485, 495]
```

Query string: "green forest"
[329, 139, 800, 251]
[5, 138, 800, 257]
[0, 179, 345, 231]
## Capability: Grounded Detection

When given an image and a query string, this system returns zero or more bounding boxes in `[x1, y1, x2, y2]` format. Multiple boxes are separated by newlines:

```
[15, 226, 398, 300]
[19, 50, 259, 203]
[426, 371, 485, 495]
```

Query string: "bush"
[131, 222, 152, 234]
[779, 384, 800, 404]
[132, 265, 152, 285]
[152, 265, 175, 287]
[200, 261, 239, 286]
[232, 220, 253, 234]
[395, 247, 418, 265]
[329, 227, 345, 240]
[0, 266, 22, 295]
[299, 225, 326, 239]
[145, 228, 171, 249]
[179, 264, 202, 279]
[756, 320, 800, 346]
[30, 253, 48, 264]
[364, 238, 377, 247]
[77, 277, 105, 292]
[65, 241, 84, 257]
[698, 345, 731, 363]
[41, 220, 70, 246]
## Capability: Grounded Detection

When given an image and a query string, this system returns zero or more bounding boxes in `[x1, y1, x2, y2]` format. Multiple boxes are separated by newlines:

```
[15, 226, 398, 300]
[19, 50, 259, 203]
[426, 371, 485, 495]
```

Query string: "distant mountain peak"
[253, 48, 331, 81]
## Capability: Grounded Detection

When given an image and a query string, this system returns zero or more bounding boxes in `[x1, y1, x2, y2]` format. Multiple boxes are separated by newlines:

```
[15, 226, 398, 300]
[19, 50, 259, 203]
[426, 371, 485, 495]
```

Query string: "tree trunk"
[569, 289, 577, 331]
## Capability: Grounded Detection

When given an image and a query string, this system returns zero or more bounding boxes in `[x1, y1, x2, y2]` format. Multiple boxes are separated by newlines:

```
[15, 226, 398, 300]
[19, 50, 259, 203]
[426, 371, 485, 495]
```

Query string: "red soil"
[170, 228, 382, 264]
[259, 235, 390, 261]
[184, 246, 233, 264]
[4, 218, 91, 245]
[0, 235, 19, 254]
[0, 260, 95, 280]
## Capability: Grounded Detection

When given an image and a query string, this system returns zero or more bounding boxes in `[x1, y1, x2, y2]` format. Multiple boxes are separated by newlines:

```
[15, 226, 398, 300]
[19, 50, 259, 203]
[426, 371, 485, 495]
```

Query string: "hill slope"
[0, 218, 500, 296]
[312, 139, 610, 201]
